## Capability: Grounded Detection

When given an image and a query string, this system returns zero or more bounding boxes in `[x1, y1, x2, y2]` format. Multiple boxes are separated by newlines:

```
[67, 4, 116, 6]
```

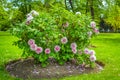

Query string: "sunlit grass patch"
[0, 31, 120, 80]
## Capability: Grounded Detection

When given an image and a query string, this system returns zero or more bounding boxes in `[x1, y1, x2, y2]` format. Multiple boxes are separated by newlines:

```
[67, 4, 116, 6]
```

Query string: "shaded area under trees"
[0, 0, 120, 32]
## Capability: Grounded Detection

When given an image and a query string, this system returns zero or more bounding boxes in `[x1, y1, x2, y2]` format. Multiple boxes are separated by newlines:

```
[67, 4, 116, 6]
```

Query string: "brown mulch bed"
[6, 58, 104, 79]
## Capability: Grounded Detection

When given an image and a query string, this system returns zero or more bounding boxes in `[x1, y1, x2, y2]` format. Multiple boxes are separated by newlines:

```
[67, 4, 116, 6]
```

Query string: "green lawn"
[0, 31, 120, 80]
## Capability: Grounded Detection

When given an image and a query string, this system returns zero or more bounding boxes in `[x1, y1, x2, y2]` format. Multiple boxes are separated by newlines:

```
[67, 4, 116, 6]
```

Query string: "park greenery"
[0, 0, 120, 80]
[0, 32, 120, 80]
[11, 7, 98, 67]
[0, 0, 120, 32]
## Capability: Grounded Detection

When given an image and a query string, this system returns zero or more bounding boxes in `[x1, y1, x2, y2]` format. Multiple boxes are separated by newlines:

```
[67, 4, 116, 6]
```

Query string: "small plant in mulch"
[8, 6, 101, 79]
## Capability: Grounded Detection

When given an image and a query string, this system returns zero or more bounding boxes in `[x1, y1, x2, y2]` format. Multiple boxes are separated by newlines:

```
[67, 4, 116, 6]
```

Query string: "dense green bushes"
[11, 7, 98, 67]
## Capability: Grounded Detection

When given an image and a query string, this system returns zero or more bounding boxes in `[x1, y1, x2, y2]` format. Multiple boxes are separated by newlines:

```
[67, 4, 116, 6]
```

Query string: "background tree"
[104, 0, 120, 32]
[0, 0, 11, 31]
[0, 0, 120, 32]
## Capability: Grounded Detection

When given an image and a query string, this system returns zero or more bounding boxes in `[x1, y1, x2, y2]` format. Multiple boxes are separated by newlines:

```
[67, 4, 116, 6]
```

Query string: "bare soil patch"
[6, 58, 104, 79]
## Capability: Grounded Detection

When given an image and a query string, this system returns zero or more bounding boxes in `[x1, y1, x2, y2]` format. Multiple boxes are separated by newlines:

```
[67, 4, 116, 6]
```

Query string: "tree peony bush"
[11, 7, 99, 67]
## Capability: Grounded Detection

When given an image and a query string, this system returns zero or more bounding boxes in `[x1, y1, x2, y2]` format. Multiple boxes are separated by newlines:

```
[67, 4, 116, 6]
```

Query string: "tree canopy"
[0, 0, 120, 32]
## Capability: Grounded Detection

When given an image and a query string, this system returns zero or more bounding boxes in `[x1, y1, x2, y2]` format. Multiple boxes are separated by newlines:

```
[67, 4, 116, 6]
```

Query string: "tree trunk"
[65, 0, 67, 9]
[68, 0, 74, 12]
[24, 0, 27, 14]
[90, 0, 94, 20]
[29, 4, 31, 12]
[86, 0, 88, 15]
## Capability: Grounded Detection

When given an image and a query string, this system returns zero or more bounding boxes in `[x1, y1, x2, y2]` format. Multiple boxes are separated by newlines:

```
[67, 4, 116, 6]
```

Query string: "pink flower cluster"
[36, 47, 43, 54]
[93, 28, 99, 34]
[45, 48, 51, 54]
[61, 37, 68, 44]
[84, 48, 90, 54]
[26, 10, 39, 25]
[72, 48, 77, 54]
[28, 39, 62, 54]
[26, 15, 33, 25]
[90, 21, 99, 34]
[71, 42, 77, 54]
[90, 55, 96, 62]
[61, 37, 78, 54]
[90, 21, 96, 28]
[28, 39, 43, 54]
[84, 48, 96, 62]
[71, 42, 77, 48]
[54, 45, 61, 52]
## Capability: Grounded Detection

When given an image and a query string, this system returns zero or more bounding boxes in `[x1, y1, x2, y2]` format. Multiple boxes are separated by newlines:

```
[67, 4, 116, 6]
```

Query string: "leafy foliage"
[105, 5, 120, 31]
[0, 5, 10, 31]
[11, 7, 97, 67]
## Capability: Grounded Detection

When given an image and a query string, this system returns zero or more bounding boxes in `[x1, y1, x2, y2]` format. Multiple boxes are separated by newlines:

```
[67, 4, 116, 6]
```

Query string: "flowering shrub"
[11, 7, 99, 67]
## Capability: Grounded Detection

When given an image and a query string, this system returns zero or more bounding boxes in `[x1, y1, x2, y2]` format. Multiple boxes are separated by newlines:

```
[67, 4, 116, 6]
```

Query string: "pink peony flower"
[71, 42, 77, 49]
[84, 48, 90, 54]
[26, 13, 32, 18]
[90, 55, 96, 62]
[30, 44, 37, 51]
[90, 21, 96, 28]
[89, 50, 95, 55]
[93, 28, 99, 34]
[61, 37, 68, 44]
[27, 15, 33, 21]
[54, 45, 61, 52]
[26, 15, 33, 25]
[72, 48, 77, 54]
[28, 39, 35, 45]
[35, 47, 43, 54]
[63, 22, 69, 28]
[45, 48, 51, 54]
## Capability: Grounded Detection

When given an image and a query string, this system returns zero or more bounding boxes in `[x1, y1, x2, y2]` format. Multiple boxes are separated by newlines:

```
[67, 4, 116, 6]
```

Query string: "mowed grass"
[62, 33, 120, 80]
[0, 31, 120, 80]
[0, 31, 22, 80]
